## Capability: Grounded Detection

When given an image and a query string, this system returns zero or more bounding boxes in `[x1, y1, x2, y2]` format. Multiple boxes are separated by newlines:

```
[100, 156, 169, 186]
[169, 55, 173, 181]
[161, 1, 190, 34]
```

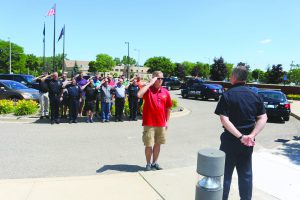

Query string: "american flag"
[47, 4, 56, 16]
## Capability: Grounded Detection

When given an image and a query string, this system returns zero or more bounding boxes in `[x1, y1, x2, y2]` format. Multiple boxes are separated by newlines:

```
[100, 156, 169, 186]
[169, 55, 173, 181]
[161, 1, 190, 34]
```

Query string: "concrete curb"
[0, 107, 191, 123]
[291, 113, 300, 120]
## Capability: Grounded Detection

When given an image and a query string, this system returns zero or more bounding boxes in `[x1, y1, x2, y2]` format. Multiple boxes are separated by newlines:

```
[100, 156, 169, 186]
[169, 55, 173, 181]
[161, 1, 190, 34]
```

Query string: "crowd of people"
[35, 71, 146, 124]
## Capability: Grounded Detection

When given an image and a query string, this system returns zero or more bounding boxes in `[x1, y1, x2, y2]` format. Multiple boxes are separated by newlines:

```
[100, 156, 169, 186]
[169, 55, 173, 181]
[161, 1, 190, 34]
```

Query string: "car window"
[259, 92, 286, 101]
[3, 81, 28, 90]
[24, 75, 34, 83]
[14, 76, 24, 82]
[0, 75, 13, 80]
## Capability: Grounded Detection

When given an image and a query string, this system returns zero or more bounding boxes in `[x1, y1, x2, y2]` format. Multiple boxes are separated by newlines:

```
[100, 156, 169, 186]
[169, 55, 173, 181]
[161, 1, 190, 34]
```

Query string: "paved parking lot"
[0, 90, 299, 179]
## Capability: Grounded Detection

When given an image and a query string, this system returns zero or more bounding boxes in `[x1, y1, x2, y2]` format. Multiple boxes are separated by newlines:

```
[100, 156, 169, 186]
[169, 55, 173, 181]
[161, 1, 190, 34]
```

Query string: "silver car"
[0, 80, 40, 102]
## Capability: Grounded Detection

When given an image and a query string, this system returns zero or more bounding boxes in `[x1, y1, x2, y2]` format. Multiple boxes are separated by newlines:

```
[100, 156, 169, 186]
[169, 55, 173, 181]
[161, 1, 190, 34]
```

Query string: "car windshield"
[259, 92, 286, 101]
[3, 81, 28, 90]
[24, 75, 35, 83]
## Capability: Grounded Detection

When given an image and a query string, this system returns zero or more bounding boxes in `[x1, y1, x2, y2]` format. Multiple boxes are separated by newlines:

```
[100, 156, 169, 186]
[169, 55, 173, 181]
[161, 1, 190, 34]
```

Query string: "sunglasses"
[157, 78, 164, 80]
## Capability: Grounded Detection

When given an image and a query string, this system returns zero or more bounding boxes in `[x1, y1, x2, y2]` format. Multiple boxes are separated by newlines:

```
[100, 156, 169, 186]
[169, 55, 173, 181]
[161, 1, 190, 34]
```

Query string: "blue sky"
[0, 0, 299, 71]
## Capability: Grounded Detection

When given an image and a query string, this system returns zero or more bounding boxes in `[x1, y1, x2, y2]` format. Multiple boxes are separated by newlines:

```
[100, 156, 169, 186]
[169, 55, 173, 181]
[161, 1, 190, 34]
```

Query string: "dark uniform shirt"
[214, 83, 266, 152]
[84, 85, 97, 101]
[37, 79, 49, 93]
[128, 84, 139, 98]
[66, 84, 81, 99]
[45, 79, 63, 97]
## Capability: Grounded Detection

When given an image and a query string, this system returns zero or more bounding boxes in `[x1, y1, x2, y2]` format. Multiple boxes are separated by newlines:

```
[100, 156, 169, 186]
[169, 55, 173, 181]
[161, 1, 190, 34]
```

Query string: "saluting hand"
[149, 77, 157, 86]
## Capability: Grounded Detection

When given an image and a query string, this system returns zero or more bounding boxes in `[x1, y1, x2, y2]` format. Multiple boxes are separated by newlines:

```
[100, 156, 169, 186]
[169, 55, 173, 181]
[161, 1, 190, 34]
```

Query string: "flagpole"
[43, 22, 46, 71]
[62, 24, 65, 74]
[53, 4, 56, 72]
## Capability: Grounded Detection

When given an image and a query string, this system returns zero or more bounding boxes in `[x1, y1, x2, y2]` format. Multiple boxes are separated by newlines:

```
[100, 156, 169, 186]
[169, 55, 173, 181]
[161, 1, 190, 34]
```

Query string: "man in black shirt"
[127, 79, 140, 121]
[81, 79, 97, 123]
[215, 67, 267, 200]
[66, 78, 81, 123]
[42, 72, 63, 124]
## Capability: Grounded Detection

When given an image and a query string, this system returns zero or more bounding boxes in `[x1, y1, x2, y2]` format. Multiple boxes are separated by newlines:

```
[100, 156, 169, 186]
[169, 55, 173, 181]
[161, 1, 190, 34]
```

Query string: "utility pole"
[125, 42, 130, 79]
[9, 37, 12, 74]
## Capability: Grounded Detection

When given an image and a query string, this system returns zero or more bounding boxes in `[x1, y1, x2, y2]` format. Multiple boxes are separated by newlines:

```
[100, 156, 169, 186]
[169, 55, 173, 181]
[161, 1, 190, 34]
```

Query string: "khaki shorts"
[143, 126, 167, 147]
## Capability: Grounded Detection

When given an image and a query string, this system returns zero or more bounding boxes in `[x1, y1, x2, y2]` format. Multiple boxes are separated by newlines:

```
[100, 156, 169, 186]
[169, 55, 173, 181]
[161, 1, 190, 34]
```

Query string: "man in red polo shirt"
[137, 71, 173, 171]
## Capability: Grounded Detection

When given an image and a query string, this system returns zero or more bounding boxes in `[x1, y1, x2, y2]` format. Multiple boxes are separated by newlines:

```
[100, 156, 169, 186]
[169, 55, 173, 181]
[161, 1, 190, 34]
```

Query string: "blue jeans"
[101, 102, 111, 121]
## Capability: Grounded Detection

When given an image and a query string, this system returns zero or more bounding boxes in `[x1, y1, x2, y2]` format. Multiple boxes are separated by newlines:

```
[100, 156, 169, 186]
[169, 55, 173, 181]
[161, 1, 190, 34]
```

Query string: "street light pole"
[9, 37, 12, 74]
[134, 48, 140, 67]
[125, 42, 130, 79]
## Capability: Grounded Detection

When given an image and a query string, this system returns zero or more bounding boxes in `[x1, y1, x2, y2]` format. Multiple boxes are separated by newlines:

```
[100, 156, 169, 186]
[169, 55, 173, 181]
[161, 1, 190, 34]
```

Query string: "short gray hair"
[232, 66, 248, 81]
[152, 71, 163, 77]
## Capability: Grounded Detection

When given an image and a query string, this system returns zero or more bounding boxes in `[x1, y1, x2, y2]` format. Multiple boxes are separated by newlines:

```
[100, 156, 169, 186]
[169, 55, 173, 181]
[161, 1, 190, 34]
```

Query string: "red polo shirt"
[142, 86, 173, 127]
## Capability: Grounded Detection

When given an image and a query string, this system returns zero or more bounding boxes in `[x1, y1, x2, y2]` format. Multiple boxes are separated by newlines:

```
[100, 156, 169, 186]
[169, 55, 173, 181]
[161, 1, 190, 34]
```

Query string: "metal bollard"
[195, 149, 225, 200]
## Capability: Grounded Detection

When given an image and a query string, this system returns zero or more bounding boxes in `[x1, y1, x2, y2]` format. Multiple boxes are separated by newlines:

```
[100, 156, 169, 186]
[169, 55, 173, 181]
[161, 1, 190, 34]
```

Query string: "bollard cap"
[197, 148, 225, 177]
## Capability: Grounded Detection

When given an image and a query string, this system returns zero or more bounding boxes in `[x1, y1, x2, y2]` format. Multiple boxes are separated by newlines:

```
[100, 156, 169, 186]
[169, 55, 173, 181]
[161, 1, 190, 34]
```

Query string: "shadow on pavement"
[267, 117, 285, 124]
[96, 164, 145, 173]
[274, 136, 300, 165]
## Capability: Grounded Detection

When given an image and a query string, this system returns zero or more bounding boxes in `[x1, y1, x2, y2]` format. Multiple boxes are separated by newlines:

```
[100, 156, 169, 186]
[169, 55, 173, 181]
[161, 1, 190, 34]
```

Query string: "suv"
[0, 74, 39, 89]
[181, 82, 224, 101]
[162, 77, 181, 90]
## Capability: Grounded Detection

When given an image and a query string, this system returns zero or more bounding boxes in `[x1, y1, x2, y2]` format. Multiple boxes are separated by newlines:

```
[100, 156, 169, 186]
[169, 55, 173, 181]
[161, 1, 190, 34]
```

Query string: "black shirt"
[66, 84, 81, 99]
[37, 79, 49, 93]
[128, 84, 139, 98]
[45, 79, 63, 97]
[84, 85, 97, 101]
[215, 83, 266, 152]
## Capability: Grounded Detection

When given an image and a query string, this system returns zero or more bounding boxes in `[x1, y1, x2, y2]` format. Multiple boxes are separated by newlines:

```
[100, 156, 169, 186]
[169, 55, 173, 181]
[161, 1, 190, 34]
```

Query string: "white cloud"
[260, 39, 272, 44]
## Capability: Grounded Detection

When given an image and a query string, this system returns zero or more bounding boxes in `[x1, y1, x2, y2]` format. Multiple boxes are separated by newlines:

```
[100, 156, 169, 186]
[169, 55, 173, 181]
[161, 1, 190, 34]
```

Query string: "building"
[64, 60, 150, 79]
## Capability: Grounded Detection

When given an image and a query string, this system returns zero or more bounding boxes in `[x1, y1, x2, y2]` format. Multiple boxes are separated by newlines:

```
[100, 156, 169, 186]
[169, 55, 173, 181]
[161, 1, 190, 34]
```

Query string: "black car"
[162, 77, 181, 90]
[258, 90, 291, 121]
[0, 80, 40, 102]
[0, 74, 39, 89]
[181, 82, 224, 101]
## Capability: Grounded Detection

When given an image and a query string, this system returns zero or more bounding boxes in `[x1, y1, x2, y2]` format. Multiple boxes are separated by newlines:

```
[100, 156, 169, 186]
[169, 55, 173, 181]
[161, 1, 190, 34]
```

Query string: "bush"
[14, 100, 38, 116]
[171, 99, 178, 109]
[287, 94, 300, 101]
[0, 100, 15, 114]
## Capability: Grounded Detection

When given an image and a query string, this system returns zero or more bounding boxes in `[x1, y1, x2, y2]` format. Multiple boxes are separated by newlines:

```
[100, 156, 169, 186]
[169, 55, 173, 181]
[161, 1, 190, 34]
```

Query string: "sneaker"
[86, 119, 90, 123]
[105, 119, 110, 122]
[90, 119, 94, 123]
[101, 120, 105, 123]
[73, 120, 78, 123]
[145, 164, 152, 171]
[151, 163, 162, 170]
[51, 120, 55, 125]
[55, 120, 60, 124]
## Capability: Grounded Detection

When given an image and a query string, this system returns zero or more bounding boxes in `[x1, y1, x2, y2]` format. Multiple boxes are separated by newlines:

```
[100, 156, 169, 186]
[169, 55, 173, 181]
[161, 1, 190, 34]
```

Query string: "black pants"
[129, 97, 138, 120]
[221, 148, 253, 200]
[69, 98, 79, 121]
[49, 96, 60, 121]
[95, 93, 101, 116]
[115, 97, 125, 120]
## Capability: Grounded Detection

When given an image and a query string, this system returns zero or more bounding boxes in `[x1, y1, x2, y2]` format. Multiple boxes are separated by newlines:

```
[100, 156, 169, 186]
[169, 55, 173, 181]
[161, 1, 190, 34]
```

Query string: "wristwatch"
[238, 135, 244, 140]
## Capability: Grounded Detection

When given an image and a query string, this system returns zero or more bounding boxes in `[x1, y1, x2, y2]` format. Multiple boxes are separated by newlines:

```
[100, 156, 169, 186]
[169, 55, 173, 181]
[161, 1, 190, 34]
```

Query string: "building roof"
[64, 60, 90, 68]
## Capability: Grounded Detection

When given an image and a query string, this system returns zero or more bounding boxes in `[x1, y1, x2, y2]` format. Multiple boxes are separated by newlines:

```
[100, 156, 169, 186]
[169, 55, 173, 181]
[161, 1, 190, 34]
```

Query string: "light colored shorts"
[143, 126, 167, 147]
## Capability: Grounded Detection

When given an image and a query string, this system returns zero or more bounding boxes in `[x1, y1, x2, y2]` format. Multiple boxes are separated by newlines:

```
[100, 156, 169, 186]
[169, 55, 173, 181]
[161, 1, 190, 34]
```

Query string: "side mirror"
[21, 81, 26, 85]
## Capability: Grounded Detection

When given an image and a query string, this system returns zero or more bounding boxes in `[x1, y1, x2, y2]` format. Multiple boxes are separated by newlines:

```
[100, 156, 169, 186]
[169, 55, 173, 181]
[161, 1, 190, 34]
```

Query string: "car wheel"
[182, 93, 188, 99]
[214, 97, 219, 101]
[283, 116, 290, 121]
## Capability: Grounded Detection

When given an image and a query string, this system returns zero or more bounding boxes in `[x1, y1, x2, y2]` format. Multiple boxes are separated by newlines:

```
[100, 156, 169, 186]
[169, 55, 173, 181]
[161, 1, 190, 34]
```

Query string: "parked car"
[181, 82, 224, 101]
[0, 80, 40, 102]
[0, 74, 39, 89]
[162, 77, 181, 90]
[258, 90, 291, 121]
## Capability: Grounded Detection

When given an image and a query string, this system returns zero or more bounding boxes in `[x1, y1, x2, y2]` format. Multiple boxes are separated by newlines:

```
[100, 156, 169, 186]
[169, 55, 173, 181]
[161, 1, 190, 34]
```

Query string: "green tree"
[71, 61, 79, 77]
[38, 54, 66, 73]
[144, 56, 175, 77]
[252, 69, 265, 82]
[225, 63, 234, 80]
[210, 57, 227, 81]
[174, 63, 186, 79]
[25, 54, 40, 75]
[88, 61, 97, 74]
[114, 57, 122, 65]
[267, 64, 284, 84]
[181, 61, 195, 75]
[0, 39, 26, 74]
[121, 55, 137, 65]
[288, 68, 300, 85]
[196, 62, 210, 79]
[93, 54, 115, 72]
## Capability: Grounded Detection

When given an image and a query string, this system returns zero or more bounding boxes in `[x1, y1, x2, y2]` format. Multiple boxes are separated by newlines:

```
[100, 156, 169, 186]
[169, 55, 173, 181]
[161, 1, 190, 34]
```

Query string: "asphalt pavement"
[0, 92, 299, 199]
